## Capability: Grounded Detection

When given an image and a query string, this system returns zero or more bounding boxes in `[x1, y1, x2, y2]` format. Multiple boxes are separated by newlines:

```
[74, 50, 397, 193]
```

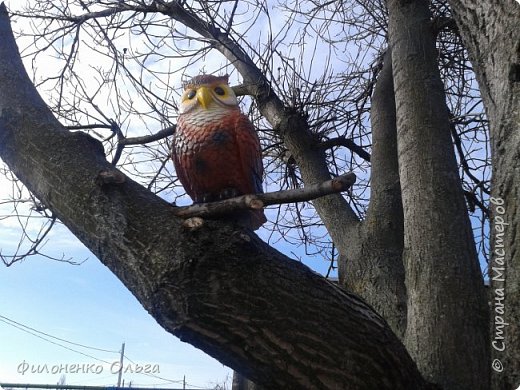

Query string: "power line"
[0, 317, 111, 364]
[0, 314, 117, 364]
[0, 313, 119, 353]
[0, 314, 209, 389]
[123, 354, 212, 388]
[123, 354, 184, 385]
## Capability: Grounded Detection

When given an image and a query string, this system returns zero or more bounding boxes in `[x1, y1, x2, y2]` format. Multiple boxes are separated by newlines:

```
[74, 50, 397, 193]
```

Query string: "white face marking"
[181, 105, 230, 126]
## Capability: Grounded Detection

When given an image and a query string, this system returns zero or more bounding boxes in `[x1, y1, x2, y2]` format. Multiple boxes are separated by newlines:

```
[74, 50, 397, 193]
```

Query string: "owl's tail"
[226, 209, 266, 231]
[249, 209, 267, 231]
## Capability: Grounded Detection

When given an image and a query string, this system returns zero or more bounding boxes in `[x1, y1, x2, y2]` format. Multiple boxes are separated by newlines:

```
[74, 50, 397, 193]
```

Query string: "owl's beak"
[196, 86, 213, 110]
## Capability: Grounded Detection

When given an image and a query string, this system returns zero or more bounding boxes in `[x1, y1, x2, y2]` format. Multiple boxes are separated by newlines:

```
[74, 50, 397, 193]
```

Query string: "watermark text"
[490, 197, 509, 373]
[17, 360, 160, 375]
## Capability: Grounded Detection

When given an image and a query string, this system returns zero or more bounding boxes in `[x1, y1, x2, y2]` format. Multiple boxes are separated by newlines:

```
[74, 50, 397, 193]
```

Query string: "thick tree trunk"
[446, 1, 520, 388]
[0, 5, 433, 389]
[340, 50, 407, 339]
[387, 0, 490, 388]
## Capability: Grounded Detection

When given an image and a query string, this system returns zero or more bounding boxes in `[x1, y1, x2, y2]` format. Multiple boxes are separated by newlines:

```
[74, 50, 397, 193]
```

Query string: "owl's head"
[179, 74, 238, 114]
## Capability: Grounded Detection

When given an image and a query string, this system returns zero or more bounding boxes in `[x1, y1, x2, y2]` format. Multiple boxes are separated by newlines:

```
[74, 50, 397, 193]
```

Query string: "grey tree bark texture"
[446, 1, 520, 388]
[0, 4, 434, 390]
[387, 0, 490, 388]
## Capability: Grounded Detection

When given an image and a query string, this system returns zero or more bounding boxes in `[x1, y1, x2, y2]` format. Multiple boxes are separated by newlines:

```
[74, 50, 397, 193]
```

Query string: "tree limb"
[387, 0, 489, 387]
[173, 173, 356, 219]
[119, 125, 176, 146]
[111, 125, 175, 165]
[340, 49, 407, 339]
[445, 3, 520, 385]
[318, 137, 371, 162]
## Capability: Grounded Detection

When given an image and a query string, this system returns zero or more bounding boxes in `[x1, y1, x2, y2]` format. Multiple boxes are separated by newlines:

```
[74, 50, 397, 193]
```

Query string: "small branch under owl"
[172, 172, 356, 221]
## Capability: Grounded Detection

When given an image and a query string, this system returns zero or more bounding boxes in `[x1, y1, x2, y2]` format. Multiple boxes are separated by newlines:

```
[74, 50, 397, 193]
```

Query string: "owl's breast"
[173, 111, 245, 202]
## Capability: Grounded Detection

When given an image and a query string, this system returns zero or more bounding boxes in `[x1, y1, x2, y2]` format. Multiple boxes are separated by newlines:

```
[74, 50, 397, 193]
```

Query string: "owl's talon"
[201, 193, 214, 203]
[219, 188, 239, 200]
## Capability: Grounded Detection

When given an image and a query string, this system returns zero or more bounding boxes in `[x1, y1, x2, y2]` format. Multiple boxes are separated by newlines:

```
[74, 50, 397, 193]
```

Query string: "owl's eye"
[214, 86, 226, 96]
[186, 90, 196, 99]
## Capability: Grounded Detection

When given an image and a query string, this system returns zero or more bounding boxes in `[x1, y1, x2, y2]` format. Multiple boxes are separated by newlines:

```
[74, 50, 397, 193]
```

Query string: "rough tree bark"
[0, 4, 433, 389]
[446, 1, 520, 388]
[387, 0, 490, 388]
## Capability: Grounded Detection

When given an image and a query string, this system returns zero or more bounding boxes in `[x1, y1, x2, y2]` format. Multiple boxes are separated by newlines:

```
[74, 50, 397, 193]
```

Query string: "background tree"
[0, 0, 517, 389]
[446, 1, 519, 388]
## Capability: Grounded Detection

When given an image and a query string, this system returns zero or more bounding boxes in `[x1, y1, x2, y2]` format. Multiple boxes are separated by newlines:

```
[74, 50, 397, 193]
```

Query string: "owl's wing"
[232, 112, 266, 229]
[171, 120, 199, 202]
[234, 113, 264, 195]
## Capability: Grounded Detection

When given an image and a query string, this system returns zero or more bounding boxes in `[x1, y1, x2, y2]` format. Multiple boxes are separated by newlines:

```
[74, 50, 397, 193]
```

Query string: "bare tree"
[1, 0, 517, 388]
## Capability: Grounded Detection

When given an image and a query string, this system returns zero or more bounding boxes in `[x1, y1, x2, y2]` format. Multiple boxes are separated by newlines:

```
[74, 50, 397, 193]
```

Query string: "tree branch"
[319, 137, 371, 162]
[65, 123, 113, 131]
[111, 125, 175, 165]
[119, 125, 176, 146]
[173, 173, 356, 219]
[231, 83, 259, 97]
[388, 0, 489, 387]
[340, 49, 407, 339]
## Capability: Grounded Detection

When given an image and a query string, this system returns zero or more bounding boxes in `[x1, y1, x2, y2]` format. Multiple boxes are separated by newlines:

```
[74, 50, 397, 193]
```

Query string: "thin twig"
[319, 137, 371, 162]
[120, 126, 175, 146]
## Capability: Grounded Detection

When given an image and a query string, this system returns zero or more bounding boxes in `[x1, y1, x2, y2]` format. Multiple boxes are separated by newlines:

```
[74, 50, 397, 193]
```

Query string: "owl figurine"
[172, 74, 266, 230]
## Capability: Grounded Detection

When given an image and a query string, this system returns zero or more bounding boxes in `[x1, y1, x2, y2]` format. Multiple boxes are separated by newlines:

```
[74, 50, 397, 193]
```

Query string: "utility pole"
[117, 342, 125, 388]
[183, 375, 185, 390]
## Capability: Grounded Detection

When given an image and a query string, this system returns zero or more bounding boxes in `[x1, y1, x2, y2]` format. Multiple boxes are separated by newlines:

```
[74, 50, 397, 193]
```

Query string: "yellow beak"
[196, 86, 213, 110]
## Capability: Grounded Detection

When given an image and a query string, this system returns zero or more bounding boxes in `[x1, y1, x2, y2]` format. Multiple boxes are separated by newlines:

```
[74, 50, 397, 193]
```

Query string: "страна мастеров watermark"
[489, 197, 510, 374]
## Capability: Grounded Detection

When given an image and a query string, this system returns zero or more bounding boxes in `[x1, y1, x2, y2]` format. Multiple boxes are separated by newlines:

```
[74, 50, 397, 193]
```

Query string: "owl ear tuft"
[184, 74, 230, 89]
[217, 74, 230, 85]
